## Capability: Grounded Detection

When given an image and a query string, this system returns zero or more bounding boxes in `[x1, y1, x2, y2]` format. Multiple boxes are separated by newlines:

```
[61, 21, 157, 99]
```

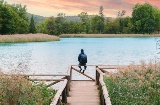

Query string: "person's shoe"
[83, 70, 85, 73]
[80, 69, 82, 72]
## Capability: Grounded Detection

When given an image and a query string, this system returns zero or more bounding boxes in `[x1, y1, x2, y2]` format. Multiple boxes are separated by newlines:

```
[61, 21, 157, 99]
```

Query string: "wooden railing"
[96, 66, 112, 105]
[68, 65, 113, 105]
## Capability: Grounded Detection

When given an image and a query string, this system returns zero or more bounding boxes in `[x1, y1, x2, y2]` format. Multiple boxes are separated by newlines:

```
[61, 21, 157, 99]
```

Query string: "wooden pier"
[50, 65, 114, 105]
[67, 81, 99, 105]
[8, 65, 117, 105]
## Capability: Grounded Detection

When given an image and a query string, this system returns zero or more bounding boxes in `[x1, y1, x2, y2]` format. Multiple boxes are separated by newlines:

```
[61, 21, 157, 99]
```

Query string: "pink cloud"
[5, 0, 160, 17]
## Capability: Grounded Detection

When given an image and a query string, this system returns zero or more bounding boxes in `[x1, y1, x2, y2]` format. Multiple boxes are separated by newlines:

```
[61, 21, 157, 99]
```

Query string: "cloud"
[5, 0, 160, 17]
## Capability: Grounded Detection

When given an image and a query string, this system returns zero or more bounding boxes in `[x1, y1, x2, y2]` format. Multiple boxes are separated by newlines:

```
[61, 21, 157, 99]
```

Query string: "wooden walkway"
[67, 81, 100, 105]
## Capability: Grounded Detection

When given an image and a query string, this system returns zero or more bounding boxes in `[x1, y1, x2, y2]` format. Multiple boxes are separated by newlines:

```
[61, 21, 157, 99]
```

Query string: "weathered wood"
[99, 67, 119, 69]
[47, 77, 66, 87]
[29, 79, 65, 81]
[67, 81, 100, 105]
[71, 64, 119, 67]
[50, 79, 68, 105]
[0, 74, 69, 77]
[71, 67, 95, 81]
[66, 75, 70, 96]
[99, 74, 112, 105]
[62, 87, 67, 104]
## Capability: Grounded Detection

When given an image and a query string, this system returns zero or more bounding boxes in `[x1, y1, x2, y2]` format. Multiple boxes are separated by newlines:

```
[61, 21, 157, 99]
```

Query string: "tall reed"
[0, 34, 60, 43]
[0, 71, 56, 105]
[104, 62, 160, 105]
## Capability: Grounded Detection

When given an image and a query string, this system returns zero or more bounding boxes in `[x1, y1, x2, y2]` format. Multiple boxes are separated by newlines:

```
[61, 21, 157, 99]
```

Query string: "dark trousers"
[78, 63, 87, 70]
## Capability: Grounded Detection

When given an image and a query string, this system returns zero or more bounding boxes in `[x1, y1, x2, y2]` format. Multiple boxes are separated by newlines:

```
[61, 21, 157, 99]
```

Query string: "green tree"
[29, 15, 36, 33]
[0, 1, 29, 34]
[132, 3, 156, 34]
[91, 15, 104, 33]
[78, 12, 89, 33]
[55, 13, 66, 35]
[117, 10, 126, 33]
[45, 17, 56, 35]
[153, 7, 160, 33]
[99, 6, 105, 22]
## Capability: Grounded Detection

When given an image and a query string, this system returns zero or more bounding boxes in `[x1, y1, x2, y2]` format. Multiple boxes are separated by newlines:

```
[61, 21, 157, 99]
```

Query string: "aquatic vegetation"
[104, 62, 160, 105]
[0, 34, 60, 43]
[0, 71, 56, 105]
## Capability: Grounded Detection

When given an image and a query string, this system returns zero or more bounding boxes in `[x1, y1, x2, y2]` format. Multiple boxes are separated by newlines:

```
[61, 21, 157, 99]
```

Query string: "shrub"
[104, 62, 160, 105]
[0, 71, 56, 105]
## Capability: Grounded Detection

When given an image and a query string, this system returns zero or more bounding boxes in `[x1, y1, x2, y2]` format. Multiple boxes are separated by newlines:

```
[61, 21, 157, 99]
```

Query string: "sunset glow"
[5, 0, 160, 17]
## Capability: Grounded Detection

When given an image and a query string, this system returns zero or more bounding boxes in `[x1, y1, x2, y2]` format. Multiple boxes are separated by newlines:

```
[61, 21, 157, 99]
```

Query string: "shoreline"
[0, 34, 60, 43]
[0, 34, 160, 43]
[60, 34, 160, 38]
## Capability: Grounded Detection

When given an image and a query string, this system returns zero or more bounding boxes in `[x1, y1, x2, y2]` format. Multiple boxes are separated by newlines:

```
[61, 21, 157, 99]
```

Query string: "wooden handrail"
[96, 66, 112, 105]
[29, 79, 65, 81]
[99, 74, 112, 105]
[0, 74, 69, 76]
[71, 66, 95, 81]
[71, 64, 120, 67]
[50, 79, 68, 105]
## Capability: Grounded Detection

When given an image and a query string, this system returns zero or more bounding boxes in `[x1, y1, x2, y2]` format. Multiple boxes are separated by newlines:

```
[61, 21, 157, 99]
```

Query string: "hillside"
[27, 13, 46, 23]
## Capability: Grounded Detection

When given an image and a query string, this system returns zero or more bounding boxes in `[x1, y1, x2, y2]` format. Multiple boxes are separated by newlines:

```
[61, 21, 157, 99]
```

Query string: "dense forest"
[0, 0, 160, 35]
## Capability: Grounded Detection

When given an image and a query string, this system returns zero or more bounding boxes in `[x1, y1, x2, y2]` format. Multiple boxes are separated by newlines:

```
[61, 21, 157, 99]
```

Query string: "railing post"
[99, 77, 106, 105]
[66, 75, 70, 96]
[96, 66, 100, 85]
[62, 86, 67, 104]
[70, 66, 72, 81]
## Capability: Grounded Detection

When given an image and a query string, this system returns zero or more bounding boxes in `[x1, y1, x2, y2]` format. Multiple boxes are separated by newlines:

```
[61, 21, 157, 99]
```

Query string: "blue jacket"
[78, 52, 87, 63]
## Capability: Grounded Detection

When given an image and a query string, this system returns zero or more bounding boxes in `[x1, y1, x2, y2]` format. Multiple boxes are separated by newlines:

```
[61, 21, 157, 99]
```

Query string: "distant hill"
[27, 13, 114, 23]
[64, 16, 81, 22]
[27, 13, 46, 23]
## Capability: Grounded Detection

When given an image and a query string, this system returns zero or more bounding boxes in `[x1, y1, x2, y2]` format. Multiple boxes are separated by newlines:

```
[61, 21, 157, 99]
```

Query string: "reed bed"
[0, 34, 60, 43]
[0, 71, 56, 105]
[60, 34, 160, 38]
[104, 62, 160, 105]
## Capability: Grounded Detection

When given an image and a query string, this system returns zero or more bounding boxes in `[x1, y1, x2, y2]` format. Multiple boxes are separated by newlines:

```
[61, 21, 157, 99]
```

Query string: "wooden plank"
[71, 64, 119, 67]
[67, 81, 100, 105]
[29, 79, 65, 81]
[50, 79, 68, 105]
[47, 77, 66, 87]
[99, 74, 112, 105]
[0, 74, 69, 76]
[71, 67, 95, 81]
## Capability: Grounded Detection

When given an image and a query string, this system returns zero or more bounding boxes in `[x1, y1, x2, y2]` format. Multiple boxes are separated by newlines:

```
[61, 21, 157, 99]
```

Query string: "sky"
[5, 0, 160, 17]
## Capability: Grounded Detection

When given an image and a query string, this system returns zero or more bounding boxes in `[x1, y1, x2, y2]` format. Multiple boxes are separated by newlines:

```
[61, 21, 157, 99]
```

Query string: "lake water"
[0, 38, 158, 75]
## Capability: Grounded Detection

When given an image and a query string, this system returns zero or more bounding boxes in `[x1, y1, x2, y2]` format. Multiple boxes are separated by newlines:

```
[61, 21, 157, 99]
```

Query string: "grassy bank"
[104, 62, 160, 105]
[0, 34, 60, 43]
[0, 72, 56, 105]
[60, 34, 160, 38]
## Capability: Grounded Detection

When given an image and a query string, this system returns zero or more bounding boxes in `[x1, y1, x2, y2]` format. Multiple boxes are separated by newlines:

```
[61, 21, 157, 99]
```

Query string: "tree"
[153, 7, 160, 33]
[55, 13, 66, 35]
[0, 1, 29, 34]
[132, 3, 156, 34]
[45, 17, 56, 35]
[91, 15, 104, 33]
[78, 12, 89, 33]
[29, 15, 36, 33]
[99, 6, 104, 21]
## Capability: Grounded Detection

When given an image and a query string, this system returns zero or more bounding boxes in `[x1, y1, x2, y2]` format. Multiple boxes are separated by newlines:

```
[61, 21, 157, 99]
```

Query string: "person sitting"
[78, 49, 87, 73]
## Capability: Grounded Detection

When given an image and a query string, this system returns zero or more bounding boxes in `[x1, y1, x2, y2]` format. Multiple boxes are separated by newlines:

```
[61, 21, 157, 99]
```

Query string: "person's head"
[81, 49, 84, 53]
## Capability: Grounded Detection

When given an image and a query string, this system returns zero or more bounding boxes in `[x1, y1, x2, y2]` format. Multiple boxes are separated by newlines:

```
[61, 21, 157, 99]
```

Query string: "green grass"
[0, 34, 60, 43]
[104, 63, 160, 105]
[0, 72, 56, 105]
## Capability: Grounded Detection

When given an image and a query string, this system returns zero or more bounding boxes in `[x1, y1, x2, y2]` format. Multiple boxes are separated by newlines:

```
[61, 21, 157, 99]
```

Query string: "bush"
[0, 72, 56, 105]
[104, 62, 160, 105]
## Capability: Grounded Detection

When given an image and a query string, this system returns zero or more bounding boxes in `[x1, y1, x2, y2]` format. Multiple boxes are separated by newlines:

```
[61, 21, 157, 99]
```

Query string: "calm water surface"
[0, 38, 158, 74]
